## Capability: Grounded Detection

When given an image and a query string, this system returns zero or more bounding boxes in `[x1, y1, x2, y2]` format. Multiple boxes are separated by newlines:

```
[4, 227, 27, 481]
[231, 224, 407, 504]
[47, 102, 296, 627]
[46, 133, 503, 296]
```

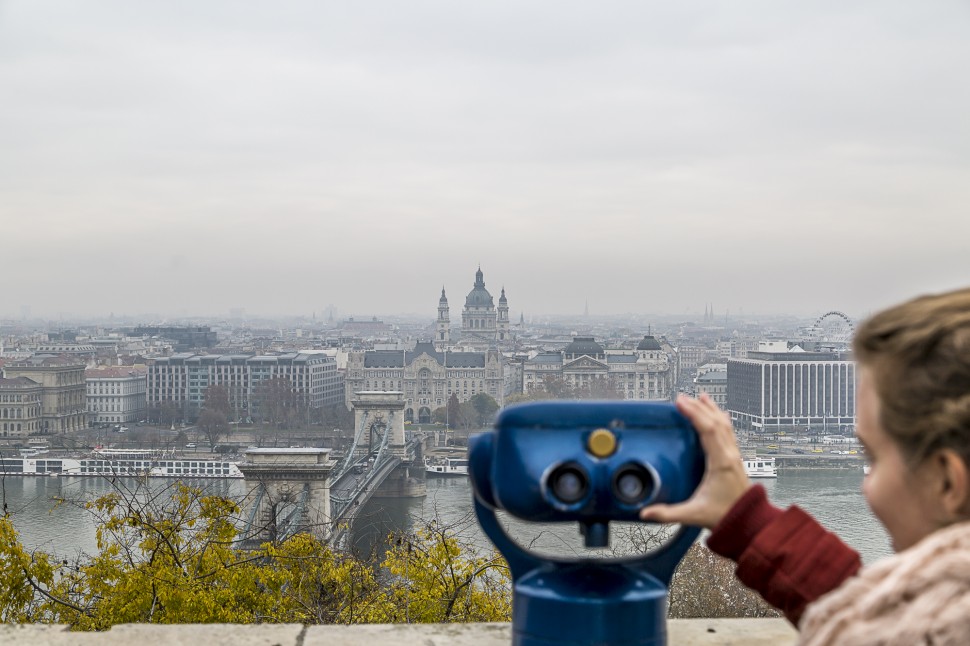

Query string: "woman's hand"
[639, 393, 751, 529]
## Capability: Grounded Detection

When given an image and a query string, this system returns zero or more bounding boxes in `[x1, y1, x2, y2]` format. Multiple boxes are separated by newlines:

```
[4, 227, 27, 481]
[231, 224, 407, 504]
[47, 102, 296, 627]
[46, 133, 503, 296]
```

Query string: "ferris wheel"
[811, 311, 855, 344]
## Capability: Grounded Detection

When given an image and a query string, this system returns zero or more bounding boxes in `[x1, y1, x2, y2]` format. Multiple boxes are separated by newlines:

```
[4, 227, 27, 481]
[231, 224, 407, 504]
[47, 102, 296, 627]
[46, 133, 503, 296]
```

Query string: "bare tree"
[319, 404, 354, 432]
[197, 408, 229, 447]
[204, 385, 231, 418]
[446, 394, 462, 429]
[573, 376, 624, 400]
[668, 542, 779, 619]
[159, 402, 178, 427]
[507, 375, 622, 402]
[254, 377, 299, 427]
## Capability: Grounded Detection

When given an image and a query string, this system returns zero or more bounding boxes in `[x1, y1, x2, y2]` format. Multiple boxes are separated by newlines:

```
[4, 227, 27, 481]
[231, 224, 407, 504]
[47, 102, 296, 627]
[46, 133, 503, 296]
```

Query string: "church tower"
[497, 287, 510, 342]
[436, 287, 450, 350]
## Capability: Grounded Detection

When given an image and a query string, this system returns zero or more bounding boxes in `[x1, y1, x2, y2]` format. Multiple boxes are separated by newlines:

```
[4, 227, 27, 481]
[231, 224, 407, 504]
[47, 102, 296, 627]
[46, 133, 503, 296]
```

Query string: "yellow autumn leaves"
[0, 482, 510, 629]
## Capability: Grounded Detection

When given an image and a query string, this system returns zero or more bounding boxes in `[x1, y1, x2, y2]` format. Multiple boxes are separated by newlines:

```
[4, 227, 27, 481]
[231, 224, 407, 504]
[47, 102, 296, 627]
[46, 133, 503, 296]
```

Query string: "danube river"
[1, 468, 890, 565]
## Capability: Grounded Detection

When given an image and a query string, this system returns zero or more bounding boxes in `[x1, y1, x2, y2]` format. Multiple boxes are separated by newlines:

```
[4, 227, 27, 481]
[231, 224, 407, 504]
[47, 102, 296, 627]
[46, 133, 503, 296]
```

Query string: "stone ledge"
[0, 623, 305, 645]
[0, 619, 798, 645]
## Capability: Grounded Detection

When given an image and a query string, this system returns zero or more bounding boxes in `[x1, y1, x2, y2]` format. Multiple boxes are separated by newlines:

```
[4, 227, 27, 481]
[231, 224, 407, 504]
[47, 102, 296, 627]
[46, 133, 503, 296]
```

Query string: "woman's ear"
[933, 449, 970, 521]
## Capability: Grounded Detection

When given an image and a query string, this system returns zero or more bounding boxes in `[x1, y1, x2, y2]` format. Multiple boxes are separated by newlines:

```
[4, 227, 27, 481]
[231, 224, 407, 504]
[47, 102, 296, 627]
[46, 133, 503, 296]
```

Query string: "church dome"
[465, 267, 494, 308]
[637, 335, 662, 351]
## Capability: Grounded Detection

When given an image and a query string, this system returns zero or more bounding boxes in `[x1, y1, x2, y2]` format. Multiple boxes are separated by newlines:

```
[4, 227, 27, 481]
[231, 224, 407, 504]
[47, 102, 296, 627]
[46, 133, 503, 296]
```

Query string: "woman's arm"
[707, 485, 862, 625]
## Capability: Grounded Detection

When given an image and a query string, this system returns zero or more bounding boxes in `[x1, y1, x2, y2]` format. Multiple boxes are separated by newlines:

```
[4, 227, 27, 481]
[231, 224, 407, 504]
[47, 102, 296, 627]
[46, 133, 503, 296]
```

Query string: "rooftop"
[244, 448, 332, 455]
[637, 335, 663, 351]
[85, 367, 147, 379]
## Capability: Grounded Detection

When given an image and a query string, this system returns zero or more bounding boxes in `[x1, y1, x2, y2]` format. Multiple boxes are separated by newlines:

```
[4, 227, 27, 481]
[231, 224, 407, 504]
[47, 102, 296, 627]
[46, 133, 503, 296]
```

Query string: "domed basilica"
[436, 267, 510, 351]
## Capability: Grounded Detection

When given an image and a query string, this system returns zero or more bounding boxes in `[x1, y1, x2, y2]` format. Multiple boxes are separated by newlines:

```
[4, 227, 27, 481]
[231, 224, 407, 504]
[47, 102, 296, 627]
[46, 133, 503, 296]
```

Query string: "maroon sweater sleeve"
[706, 485, 862, 625]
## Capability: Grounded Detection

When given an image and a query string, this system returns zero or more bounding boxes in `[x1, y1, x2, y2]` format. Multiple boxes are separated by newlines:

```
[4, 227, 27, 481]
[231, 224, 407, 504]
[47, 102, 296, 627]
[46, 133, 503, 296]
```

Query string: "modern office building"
[727, 345, 856, 435]
[86, 367, 148, 425]
[344, 341, 505, 423]
[147, 352, 343, 421]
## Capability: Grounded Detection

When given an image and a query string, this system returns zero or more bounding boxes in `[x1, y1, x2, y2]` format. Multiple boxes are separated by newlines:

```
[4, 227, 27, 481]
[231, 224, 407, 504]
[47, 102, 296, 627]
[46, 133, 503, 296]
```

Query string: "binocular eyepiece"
[612, 463, 655, 504]
[547, 462, 655, 507]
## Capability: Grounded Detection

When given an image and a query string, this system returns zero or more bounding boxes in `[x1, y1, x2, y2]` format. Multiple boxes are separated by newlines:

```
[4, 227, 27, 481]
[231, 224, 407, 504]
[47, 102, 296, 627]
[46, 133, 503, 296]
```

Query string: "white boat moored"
[744, 457, 777, 478]
[425, 457, 468, 477]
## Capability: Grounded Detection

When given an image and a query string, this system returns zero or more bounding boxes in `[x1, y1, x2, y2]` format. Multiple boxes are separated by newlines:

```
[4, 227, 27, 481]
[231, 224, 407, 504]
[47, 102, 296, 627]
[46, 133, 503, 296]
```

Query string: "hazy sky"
[2, 1, 968, 321]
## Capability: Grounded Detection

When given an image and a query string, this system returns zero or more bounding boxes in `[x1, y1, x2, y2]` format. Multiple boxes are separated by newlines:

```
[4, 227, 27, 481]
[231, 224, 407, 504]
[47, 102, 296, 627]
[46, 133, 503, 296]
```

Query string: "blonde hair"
[853, 287, 970, 467]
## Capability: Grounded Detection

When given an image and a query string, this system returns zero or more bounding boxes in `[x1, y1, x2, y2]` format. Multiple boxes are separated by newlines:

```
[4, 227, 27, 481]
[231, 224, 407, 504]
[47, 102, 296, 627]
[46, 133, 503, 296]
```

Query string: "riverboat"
[425, 456, 468, 477]
[0, 454, 243, 478]
[743, 457, 777, 478]
[424, 455, 775, 479]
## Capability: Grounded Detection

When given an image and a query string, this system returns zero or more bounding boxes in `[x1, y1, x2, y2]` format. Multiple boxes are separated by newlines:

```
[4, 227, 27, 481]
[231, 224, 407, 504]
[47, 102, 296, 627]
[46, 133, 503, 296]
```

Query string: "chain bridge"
[236, 392, 428, 550]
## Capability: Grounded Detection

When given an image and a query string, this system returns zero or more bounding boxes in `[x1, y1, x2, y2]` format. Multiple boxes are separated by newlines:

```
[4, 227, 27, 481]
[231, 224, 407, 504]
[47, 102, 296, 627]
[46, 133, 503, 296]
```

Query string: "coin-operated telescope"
[469, 401, 705, 646]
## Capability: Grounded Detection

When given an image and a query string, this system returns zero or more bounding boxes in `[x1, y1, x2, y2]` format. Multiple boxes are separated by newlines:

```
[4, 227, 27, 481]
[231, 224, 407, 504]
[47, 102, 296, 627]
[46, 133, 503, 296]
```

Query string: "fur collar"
[799, 521, 970, 645]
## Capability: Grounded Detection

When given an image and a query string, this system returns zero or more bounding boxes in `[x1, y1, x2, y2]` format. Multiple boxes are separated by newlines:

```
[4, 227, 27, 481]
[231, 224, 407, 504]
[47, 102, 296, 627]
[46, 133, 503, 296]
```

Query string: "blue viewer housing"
[469, 401, 705, 646]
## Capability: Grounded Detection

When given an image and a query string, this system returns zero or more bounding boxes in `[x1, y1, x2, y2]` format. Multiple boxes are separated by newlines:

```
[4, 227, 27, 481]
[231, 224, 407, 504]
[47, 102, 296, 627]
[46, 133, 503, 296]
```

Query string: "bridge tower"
[351, 390, 426, 498]
[352, 391, 406, 457]
[237, 448, 336, 548]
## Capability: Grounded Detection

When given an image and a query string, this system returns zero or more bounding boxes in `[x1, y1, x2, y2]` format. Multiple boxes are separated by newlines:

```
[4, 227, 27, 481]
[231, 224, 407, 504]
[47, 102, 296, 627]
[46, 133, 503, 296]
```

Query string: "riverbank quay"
[0, 620, 798, 645]
[738, 445, 865, 471]
[773, 455, 864, 471]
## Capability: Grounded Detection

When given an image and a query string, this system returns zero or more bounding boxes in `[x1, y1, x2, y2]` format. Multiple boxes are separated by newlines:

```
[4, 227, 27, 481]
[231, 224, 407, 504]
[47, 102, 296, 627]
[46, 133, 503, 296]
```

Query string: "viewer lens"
[549, 465, 588, 504]
[613, 465, 653, 505]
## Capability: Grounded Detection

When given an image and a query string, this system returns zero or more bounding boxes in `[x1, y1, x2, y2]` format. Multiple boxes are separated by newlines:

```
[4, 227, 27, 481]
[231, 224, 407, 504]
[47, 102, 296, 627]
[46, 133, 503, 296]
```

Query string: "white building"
[694, 368, 727, 407]
[523, 336, 674, 401]
[86, 367, 148, 425]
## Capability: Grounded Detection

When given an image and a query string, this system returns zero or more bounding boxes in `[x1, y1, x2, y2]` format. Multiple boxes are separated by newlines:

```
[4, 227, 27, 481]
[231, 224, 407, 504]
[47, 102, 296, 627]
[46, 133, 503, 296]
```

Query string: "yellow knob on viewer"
[587, 428, 617, 458]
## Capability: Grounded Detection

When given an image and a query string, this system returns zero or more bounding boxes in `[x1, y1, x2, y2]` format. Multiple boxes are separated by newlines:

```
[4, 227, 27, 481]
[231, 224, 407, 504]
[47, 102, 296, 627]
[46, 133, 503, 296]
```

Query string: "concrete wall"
[0, 620, 798, 645]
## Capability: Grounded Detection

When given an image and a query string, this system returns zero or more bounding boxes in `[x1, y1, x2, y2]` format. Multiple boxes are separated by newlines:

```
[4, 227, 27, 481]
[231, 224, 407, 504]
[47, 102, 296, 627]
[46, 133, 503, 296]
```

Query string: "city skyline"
[2, 2, 968, 319]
